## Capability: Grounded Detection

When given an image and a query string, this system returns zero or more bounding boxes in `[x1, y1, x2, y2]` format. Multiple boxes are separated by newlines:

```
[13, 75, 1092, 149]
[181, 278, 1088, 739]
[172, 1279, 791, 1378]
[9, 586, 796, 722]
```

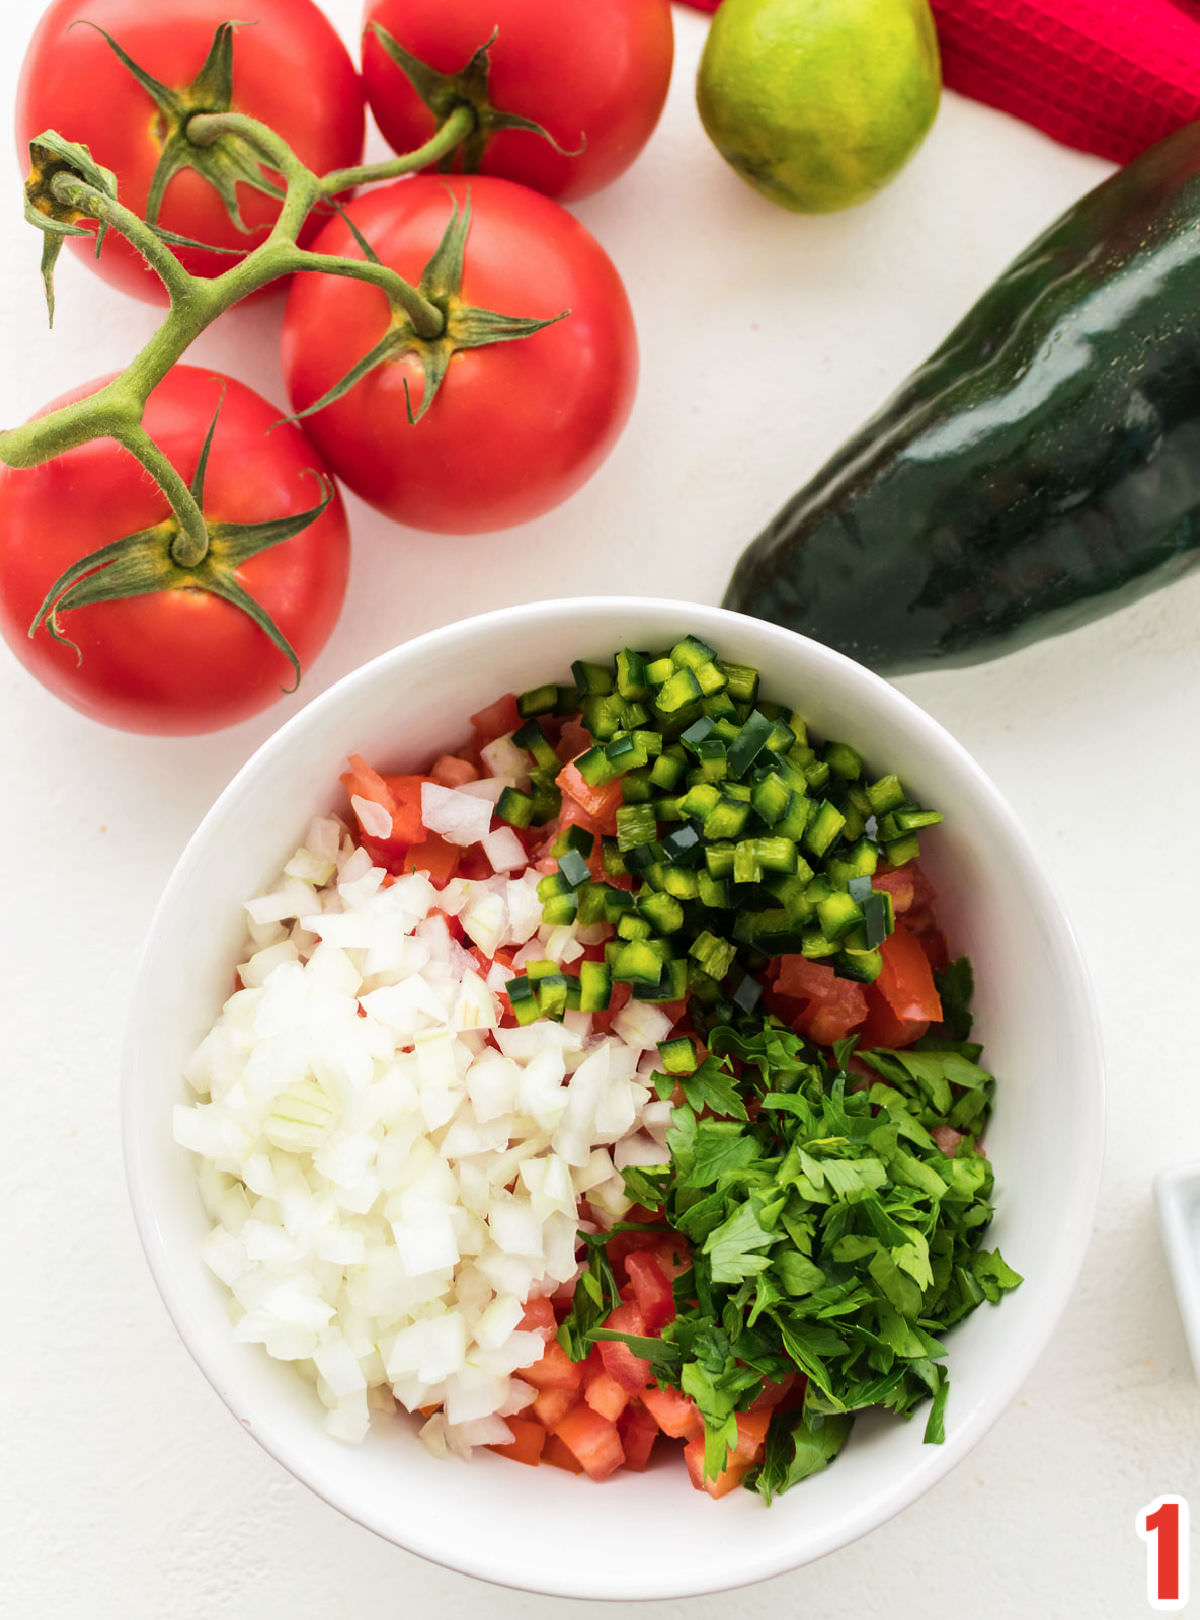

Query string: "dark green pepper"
[724, 125, 1200, 674]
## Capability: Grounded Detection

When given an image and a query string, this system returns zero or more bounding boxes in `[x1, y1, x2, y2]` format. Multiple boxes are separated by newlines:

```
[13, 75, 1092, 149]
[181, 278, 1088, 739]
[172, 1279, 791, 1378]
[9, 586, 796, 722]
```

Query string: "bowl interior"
[123, 599, 1102, 1599]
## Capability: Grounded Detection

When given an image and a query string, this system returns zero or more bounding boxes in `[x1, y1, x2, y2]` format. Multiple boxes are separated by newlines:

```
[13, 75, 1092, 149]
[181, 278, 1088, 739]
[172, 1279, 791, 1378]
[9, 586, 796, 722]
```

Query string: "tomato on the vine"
[16, 0, 365, 303]
[361, 0, 674, 202]
[0, 367, 350, 736]
[279, 175, 638, 534]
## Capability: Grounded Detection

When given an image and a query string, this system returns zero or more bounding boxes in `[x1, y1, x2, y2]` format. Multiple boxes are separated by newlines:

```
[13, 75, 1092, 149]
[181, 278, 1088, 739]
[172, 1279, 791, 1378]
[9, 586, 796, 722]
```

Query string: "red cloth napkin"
[674, 0, 1200, 166]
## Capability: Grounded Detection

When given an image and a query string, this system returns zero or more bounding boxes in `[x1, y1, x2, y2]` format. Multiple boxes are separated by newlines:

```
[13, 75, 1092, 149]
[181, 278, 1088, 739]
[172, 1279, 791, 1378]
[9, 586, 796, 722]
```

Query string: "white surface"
[2, 3, 1197, 1615]
[123, 598, 1102, 1599]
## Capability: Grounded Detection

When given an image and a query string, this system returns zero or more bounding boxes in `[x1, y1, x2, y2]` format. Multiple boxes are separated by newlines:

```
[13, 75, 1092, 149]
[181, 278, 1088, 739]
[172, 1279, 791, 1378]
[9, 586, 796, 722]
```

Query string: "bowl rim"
[122, 596, 1105, 1599]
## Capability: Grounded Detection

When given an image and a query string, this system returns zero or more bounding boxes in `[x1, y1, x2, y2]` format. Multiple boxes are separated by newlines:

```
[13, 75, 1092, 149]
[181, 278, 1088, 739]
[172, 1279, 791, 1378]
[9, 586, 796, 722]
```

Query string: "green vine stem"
[1, 25, 563, 672]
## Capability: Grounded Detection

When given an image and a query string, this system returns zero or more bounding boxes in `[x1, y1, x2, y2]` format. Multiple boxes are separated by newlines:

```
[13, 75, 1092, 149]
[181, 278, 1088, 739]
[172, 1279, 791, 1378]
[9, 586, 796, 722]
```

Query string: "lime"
[696, 0, 941, 213]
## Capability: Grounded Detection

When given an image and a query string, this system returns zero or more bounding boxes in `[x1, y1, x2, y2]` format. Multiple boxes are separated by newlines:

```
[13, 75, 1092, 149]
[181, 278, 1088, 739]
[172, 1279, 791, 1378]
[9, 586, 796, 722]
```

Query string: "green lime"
[696, 0, 942, 213]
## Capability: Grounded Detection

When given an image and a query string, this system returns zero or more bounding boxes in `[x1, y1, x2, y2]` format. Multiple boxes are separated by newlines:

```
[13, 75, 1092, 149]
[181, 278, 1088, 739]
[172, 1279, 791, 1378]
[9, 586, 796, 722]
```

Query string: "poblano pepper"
[723, 124, 1200, 673]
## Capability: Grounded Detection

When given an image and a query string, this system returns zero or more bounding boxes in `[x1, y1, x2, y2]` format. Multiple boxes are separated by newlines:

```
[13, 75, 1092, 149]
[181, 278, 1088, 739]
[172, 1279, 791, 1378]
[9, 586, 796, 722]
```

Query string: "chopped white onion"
[176, 792, 674, 1457]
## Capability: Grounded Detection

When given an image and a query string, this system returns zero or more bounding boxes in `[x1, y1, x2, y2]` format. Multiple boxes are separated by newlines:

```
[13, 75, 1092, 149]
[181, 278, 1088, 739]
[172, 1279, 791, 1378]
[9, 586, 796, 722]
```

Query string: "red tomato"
[521, 1338, 584, 1392]
[487, 1416, 545, 1467]
[857, 990, 928, 1050]
[596, 1302, 652, 1394]
[399, 835, 461, 885]
[683, 1411, 769, 1499]
[532, 1386, 576, 1430]
[583, 1371, 630, 1423]
[540, 1433, 584, 1474]
[0, 368, 349, 736]
[429, 754, 478, 787]
[641, 1384, 703, 1441]
[361, 0, 674, 202]
[556, 758, 625, 829]
[280, 175, 638, 534]
[553, 1405, 625, 1481]
[623, 1250, 675, 1332]
[471, 692, 520, 748]
[617, 1402, 659, 1472]
[875, 925, 943, 1023]
[16, 0, 364, 303]
[773, 955, 869, 1046]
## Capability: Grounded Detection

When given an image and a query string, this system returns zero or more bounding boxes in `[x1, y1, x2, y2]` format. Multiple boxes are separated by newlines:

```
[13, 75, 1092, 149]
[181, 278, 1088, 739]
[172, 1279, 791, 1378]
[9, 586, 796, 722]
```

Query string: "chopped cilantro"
[560, 984, 1021, 1502]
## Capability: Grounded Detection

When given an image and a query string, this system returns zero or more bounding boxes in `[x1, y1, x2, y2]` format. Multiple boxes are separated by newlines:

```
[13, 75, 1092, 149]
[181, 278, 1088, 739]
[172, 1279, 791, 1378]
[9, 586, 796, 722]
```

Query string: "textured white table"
[3, 4, 1197, 1614]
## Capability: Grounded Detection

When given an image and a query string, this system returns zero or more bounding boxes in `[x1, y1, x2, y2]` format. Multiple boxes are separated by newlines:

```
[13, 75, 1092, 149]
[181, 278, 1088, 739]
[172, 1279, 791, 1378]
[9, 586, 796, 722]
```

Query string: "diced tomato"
[733, 1409, 771, 1458]
[533, 1386, 577, 1429]
[914, 926, 950, 973]
[557, 717, 591, 764]
[340, 753, 395, 816]
[748, 1375, 798, 1413]
[401, 835, 460, 885]
[871, 865, 915, 914]
[624, 1250, 675, 1333]
[650, 1235, 692, 1281]
[596, 1303, 653, 1394]
[430, 753, 479, 787]
[858, 985, 929, 1050]
[684, 1435, 752, 1500]
[522, 1339, 584, 1391]
[541, 1432, 585, 1474]
[774, 955, 836, 1002]
[591, 979, 633, 1034]
[772, 954, 868, 1045]
[910, 862, 938, 912]
[556, 757, 624, 828]
[618, 1402, 660, 1472]
[470, 692, 521, 749]
[378, 774, 429, 844]
[554, 1406, 625, 1481]
[518, 1297, 558, 1337]
[457, 845, 494, 882]
[875, 924, 943, 1023]
[682, 1411, 771, 1499]
[641, 1383, 703, 1440]
[583, 1371, 630, 1423]
[487, 1416, 546, 1467]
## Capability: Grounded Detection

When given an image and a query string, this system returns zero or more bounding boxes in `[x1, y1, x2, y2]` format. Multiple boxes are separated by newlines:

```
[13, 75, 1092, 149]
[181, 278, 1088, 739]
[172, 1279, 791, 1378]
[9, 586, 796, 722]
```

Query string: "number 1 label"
[1137, 1495, 1190, 1610]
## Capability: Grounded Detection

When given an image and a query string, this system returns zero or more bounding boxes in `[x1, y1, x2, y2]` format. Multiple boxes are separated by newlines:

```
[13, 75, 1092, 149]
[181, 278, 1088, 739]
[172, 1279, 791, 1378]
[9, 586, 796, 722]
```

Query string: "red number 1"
[1137, 1495, 1189, 1609]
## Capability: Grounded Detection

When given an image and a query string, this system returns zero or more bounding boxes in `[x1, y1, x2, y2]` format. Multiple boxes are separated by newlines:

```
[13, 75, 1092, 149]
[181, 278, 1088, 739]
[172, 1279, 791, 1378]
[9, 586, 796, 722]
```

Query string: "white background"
[3, 3, 1198, 1615]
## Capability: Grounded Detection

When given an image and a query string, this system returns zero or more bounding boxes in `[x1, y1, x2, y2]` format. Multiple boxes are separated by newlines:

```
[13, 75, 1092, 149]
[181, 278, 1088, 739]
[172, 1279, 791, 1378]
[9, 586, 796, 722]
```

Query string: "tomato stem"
[1, 28, 548, 673]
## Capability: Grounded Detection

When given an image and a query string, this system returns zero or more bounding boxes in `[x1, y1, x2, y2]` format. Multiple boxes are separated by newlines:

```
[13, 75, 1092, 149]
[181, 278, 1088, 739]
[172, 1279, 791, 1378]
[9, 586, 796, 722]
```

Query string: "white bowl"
[123, 598, 1103, 1599]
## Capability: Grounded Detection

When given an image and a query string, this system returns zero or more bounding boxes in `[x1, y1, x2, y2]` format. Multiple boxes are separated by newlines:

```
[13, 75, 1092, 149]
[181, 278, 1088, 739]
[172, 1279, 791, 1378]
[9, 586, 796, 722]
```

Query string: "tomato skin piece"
[280, 175, 638, 534]
[16, 0, 364, 303]
[361, 0, 674, 202]
[0, 368, 349, 736]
